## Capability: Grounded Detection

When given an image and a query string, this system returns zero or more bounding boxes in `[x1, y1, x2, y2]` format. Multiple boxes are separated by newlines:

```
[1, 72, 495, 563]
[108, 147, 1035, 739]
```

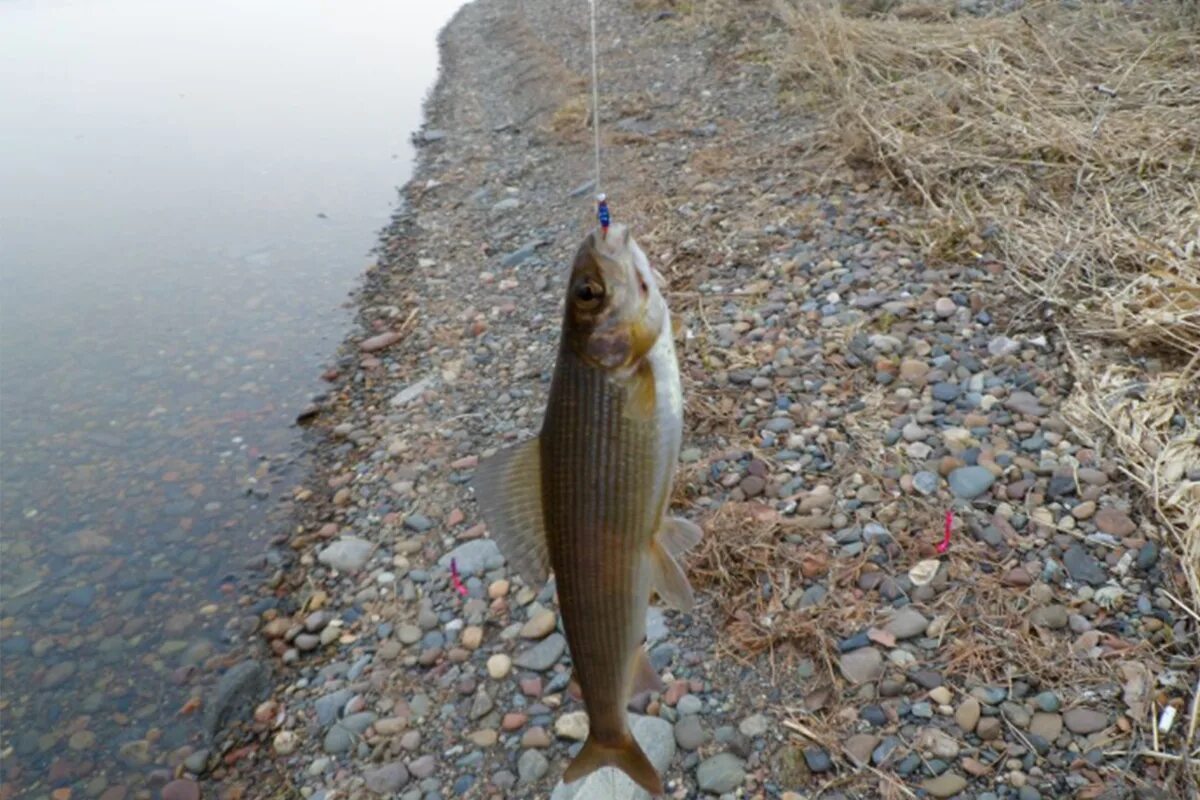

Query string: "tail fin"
[563, 733, 664, 796]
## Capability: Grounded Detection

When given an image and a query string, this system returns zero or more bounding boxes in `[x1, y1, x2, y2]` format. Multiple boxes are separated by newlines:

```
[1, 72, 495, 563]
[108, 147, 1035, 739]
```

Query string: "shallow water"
[0, 0, 460, 793]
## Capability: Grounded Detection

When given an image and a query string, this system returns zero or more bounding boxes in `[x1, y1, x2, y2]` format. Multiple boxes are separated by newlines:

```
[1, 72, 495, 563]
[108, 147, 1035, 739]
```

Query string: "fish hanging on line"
[472, 223, 701, 796]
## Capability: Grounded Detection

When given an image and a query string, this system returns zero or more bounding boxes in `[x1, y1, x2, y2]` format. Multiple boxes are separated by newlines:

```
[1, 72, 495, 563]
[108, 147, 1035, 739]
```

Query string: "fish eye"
[637, 275, 648, 294]
[574, 279, 604, 309]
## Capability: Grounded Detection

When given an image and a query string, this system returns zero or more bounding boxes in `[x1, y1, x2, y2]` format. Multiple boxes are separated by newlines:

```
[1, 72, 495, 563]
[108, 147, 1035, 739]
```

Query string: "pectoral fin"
[623, 359, 657, 422]
[470, 438, 550, 586]
[648, 539, 695, 612]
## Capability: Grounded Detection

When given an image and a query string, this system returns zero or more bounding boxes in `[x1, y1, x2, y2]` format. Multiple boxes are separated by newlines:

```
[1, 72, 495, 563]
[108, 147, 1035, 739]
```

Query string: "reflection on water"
[0, 0, 459, 794]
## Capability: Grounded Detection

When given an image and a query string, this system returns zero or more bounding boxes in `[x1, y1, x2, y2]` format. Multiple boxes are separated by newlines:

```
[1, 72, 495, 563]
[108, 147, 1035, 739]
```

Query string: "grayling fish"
[473, 223, 701, 795]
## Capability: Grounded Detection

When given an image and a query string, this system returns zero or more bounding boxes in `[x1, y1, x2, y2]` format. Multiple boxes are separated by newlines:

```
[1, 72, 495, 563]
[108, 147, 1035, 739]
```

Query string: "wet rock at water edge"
[204, 660, 269, 738]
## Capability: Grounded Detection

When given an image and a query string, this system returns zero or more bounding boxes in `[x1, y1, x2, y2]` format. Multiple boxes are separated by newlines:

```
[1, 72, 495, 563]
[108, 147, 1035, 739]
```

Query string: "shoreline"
[207, 1, 1196, 798]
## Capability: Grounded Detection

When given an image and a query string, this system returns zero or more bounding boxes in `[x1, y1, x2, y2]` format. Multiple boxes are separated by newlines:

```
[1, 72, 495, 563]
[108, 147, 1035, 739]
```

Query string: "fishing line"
[587, 0, 610, 236]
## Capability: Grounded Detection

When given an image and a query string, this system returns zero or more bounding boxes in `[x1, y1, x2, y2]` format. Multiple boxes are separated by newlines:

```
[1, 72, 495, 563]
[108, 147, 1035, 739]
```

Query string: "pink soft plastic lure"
[937, 509, 954, 554]
[450, 558, 469, 597]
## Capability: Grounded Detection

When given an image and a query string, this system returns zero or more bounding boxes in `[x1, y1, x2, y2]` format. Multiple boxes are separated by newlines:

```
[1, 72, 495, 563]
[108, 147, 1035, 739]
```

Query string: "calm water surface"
[0, 0, 460, 794]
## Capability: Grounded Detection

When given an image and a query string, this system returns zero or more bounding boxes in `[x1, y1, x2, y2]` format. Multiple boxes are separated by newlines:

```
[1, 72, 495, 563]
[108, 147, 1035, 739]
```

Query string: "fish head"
[564, 223, 667, 370]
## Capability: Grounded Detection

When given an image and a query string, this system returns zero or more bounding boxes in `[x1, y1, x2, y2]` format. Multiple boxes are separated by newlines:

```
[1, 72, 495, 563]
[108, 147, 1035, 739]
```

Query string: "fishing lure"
[450, 557, 469, 597]
[936, 509, 954, 554]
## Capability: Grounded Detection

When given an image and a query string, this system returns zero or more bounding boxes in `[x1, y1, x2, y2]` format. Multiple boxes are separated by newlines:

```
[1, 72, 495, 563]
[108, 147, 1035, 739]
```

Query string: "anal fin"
[632, 647, 663, 696]
[648, 539, 695, 612]
[470, 438, 550, 586]
[658, 516, 703, 559]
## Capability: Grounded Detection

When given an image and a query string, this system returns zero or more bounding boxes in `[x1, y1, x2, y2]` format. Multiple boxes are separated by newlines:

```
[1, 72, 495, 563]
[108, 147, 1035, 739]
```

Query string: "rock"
[839, 647, 883, 684]
[550, 715, 674, 799]
[555, 711, 590, 741]
[884, 607, 928, 640]
[1137, 541, 1160, 570]
[916, 727, 960, 759]
[696, 752, 745, 794]
[1030, 604, 1069, 630]
[913, 471, 939, 495]
[955, 698, 981, 733]
[844, 733, 879, 766]
[160, 780, 200, 800]
[359, 331, 402, 352]
[675, 716, 709, 750]
[40, 661, 76, 690]
[899, 359, 931, 383]
[518, 750, 550, 785]
[390, 377, 434, 406]
[514, 633, 566, 671]
[921, 773, 968, 798]
[364, 763, 409, 795]
[931, 382, 961, 402]
[486, 654, 512, 679]
[1063, 545, 1108, 586]
[1063, 708, 1108, 734]
[272, 730, 299, 755]
[677, 694, 703, 716]
[438, 539, 502, 576]
[948, 466, 996, 499]
[317, 537, 373, 573]
[738, 714, 768, 738]
[183, 749, 210, 774]
[470, 690, 494, 720]
[1034, 691, 1061, 712]
[1095, 508, 1136, 536]
[1029, 712, 1063, 740]
[204, 660, 268, 738]
[409, 755, 435, 779]
[1005, 391, 1047, 417]
[804, 746, 832, 772]
[934, 297, 957, 317]
[976, 717, 1002, 740]
[521, 609, 558, 639]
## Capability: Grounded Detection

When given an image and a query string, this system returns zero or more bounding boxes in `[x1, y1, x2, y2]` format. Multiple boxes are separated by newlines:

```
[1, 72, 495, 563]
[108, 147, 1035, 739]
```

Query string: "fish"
[472, 223, 702, 795]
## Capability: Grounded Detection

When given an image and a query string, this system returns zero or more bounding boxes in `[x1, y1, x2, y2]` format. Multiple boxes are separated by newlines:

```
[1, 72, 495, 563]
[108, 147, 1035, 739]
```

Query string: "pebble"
[521, 609, 558, 639]
[1063, 708, 1108, 734]
[364, 763, 410, 795]
[437, 539, 501, 575]
[486, 653, 512, 679]
[955, 697, 981, 732]
[514, 633, 566, 671]
[839, 647, 883, 684]
[803, 746, 832, 772]
[738, 713, 768, 737]
[695, 752, 745, 794]
[948, 465, 996, 499]
[160, 781, 200, 800]
[921, 772, 967, 798]
[317, 537, 373, 573]
[1030, 604, 1069, 629]
[555, 711, 590, 741]
[1029, 712, 1063, 740]
[1094, 508, 1136, 536]
[884, 607, 929, 640]
[518, 750, 549, 785]
[550, 715, 674, 799]
[675, 716, 709, 750]
[1063, 545, 1108, 586]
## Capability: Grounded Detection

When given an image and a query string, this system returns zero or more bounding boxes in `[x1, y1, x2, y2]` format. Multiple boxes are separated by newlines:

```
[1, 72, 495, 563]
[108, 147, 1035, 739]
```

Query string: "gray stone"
[549, 715, 674, 799]
[364, 762, 409, 795]
[696, 752, 745, 794]
[1030, 604, 1069, 630]
[1005, 391, 1047, 417]
[839, 647, 883, 684]
[884, 607, 929, 640]
[204, 660, 269, 739]
[675, 716, 709, 750]
[738, 713, 769, 738]
[438, 539, 502, 576]
[317, 537, 374, 573]
[931, 382, 961, 402]
[518, 750, 549, 785]
[948, 466, 996, 499]
[1063, 708, 1108, 734]
[913, 471, 939, 496]
[1063, 545, 1108, 586]
[390, 377, 434, 407]
[514, 633, 567, 672]
[314, 688, 354, 727]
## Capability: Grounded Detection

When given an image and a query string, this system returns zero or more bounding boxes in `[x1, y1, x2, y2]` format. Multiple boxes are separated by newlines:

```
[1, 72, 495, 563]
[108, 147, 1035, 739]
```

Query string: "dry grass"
[768, 1, 1199, 781]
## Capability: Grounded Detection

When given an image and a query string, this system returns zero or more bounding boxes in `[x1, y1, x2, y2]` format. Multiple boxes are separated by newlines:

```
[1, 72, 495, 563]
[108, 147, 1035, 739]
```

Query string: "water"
[0, 0, 460, 793]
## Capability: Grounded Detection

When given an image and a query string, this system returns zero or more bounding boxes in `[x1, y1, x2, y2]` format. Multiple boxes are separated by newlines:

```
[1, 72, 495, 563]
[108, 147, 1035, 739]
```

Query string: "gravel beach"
[196, 1, 1198, 799]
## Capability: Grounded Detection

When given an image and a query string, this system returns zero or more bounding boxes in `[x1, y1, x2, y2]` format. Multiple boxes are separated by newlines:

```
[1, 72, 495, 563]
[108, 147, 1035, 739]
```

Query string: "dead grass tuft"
[770, 2, 1199, 781]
